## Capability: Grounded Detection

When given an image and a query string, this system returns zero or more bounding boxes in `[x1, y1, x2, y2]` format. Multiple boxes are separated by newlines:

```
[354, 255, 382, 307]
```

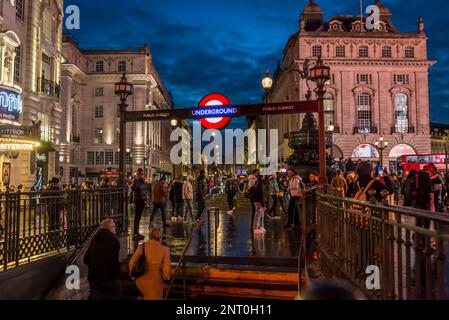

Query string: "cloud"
[66, 0, 449, 124]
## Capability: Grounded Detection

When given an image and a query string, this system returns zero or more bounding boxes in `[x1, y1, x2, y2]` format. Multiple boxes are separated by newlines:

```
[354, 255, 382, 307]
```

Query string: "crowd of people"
[330, 158, 449, 213]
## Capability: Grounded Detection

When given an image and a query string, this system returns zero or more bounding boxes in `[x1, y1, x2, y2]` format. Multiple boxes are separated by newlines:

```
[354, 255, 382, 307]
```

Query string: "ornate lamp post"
[114, 74, 133, 185]
[261, 70, 273, 154]
[375, 137, 389, 170]
[309, 56, 331, 187]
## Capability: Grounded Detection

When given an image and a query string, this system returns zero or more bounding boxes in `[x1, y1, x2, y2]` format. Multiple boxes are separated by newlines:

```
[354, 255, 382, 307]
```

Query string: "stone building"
[60, 35, 174, 185]
[267, 0, 434, 170]
[431, 123, 449, 155]
[0, 0, 63, 189]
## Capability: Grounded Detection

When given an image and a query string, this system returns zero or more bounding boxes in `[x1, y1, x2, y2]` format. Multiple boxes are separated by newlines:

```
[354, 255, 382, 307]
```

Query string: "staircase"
[120, 257, 302, 300]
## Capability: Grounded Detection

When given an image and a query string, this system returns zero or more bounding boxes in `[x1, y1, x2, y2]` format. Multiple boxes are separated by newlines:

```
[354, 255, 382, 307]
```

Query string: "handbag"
[130, 243, 147, 279]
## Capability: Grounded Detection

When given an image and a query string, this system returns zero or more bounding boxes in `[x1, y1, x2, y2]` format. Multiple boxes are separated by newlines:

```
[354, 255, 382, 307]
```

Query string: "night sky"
[65, 0, 449, 125]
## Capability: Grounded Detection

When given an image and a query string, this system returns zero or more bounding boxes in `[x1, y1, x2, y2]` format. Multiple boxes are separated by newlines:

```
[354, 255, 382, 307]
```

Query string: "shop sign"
[0, 86, 22, 124]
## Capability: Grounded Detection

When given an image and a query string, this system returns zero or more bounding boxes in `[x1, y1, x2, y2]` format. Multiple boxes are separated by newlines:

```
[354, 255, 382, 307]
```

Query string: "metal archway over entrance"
[118, 99, 328, 184]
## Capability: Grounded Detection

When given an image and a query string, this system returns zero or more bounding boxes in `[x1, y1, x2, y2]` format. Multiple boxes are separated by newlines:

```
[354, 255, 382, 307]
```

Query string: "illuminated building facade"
[267, 0, 434, 169]
[60, 35, 174, 185]
[0, 0, 63, 189]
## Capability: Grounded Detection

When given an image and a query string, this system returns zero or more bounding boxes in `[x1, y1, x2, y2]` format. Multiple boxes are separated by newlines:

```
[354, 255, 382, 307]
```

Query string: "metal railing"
[37, 78, 61, 97]
[316, 192, 449, 300]
[164, 207, 220, 300]
[0, 187, 128, 271]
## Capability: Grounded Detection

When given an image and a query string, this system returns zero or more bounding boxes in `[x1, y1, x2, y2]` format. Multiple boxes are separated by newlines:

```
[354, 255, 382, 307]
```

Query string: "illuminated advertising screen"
[0, 86, 22, 124]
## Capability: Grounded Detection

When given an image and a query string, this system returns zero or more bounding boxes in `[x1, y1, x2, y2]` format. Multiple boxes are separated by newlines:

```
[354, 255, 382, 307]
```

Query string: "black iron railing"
[0, 188, 128, 271]
[391, 126, 416, 134]
[353, 126, 378, 134]
[316, 192, 449, 300]
[37, 78, 61, 97]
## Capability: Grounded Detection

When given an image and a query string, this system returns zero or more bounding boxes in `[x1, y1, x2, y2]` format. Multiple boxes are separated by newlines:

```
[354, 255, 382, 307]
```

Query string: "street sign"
[124, 100, 318, 123]
[197, 93, 232, 130]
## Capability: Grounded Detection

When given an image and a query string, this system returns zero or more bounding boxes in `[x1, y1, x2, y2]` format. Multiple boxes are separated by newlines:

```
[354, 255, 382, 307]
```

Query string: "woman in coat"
[129, 227, 171, 300]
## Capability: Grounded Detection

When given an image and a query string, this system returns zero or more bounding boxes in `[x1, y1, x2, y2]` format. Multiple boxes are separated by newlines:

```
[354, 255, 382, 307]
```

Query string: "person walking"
[150, 176, 169, 228]
[225, 174, 240, 215]
[131, 169, 148, 240]
[330, 170, 347, 198]
[267, 173, 281, 219]
[349, 162, 390, 202]
[252, 170, 267, 235]
[129, 227, 171, 300]
[182, 176, 194, 223]
[402, 170, 417, 207]
[171, 177, 184, 222]
[244, 170, 258, 229]
[84, 219, 121, 300]
[285, 169, 303, 230]
[194, 170, 209, 223]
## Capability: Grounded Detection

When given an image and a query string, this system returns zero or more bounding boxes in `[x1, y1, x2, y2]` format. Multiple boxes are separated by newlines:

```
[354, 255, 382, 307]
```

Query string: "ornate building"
[268, 0, 434, 169]
[0, 0, 63, 189]
[60, 35, 174, 185]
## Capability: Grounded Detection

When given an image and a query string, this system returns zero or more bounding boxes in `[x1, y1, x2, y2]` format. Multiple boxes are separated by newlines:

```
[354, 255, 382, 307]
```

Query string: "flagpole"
[360, 0, 363, 25]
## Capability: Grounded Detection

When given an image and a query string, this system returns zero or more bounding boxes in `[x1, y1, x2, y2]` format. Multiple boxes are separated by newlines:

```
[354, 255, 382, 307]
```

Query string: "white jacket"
[182, 181, 193, 200]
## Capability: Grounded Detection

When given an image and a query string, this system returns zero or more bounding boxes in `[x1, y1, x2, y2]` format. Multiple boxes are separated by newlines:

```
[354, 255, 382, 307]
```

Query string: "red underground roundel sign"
[197, 93, 232, 130]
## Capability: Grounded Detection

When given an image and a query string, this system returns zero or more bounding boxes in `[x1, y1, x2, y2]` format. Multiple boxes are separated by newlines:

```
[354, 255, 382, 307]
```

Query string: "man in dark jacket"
[346, 158, 357, 173]
[171, 177, 184, 221]
[194, 170, 209, 223]
[131, 169, 147, 240]
[84, 219, 121, 300]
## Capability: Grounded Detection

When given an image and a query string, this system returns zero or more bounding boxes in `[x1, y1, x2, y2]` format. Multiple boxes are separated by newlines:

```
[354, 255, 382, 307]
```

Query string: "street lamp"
[374, 137, 389, 170]
[114, 74, 133, 185]
[261, 69, 273, 160]
[328, 124, 335, 161]
[170, 119, 178, 128]
[309, 56, 331, 187]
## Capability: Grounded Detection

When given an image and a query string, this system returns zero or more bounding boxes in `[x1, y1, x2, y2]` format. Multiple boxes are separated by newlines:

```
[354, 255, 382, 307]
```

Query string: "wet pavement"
[130, 194, 301, 259]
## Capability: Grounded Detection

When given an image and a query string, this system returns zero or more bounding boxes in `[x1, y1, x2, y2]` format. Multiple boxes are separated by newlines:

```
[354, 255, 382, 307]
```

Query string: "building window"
[126, 152, 132, 165]
[87, 152, 95, 165]
[382, 46, 392, 58]
[95, 152, 104, 165]
[116, 105, 121, 118]
[105, 151, 114, 165]
[405, 47, 415, 58]
[324, 93, 334, 131]
[16, 0, 24, 21]
[14, 45, 21, 83]
[357, 74, 372, 85]
[395, 93, 409, 133]
[42, 53, 53, 80]
[312, 45, 322, 57]
[118, 60, 126, 72]
[357, 93, 372, 133]
[359, 46, 369, 58]
[115, 152, 119, 165]
[94, 128, 103, 144]
[95, 88, 104, 96]
[43, 10, 52, 41]
[393, 74, 409, 85]
[95, 61, 104, 72]
[336, 45, 346, 57]
[94, 105, 103, 118]
[38, 112, 51, 141]
[72, 105, 77, 134]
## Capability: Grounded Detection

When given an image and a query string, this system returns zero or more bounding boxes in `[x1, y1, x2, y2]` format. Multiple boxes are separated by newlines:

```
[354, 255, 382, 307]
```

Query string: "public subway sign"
[0, 86, 22, 124]
[124, 100, 319, 123]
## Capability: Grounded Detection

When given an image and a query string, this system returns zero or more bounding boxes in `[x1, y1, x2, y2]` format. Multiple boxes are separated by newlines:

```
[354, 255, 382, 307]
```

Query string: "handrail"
[164, 207, 214, 300]
[297, 233, 305, 298]
[317, 192, 449, 223]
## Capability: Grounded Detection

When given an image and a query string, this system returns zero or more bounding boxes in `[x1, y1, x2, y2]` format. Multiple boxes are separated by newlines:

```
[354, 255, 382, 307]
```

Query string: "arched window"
[394, 93, 408, 133]
[324, 93, 334, 131]
[357, 93, 372, 133]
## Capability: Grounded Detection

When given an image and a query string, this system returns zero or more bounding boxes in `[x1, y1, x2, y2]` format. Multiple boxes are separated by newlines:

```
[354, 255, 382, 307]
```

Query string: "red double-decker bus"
[397, 153, 448, 174]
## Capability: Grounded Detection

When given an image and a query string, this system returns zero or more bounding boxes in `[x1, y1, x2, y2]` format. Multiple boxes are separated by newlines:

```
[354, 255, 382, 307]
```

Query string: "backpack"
[353, 179, 376, 207]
